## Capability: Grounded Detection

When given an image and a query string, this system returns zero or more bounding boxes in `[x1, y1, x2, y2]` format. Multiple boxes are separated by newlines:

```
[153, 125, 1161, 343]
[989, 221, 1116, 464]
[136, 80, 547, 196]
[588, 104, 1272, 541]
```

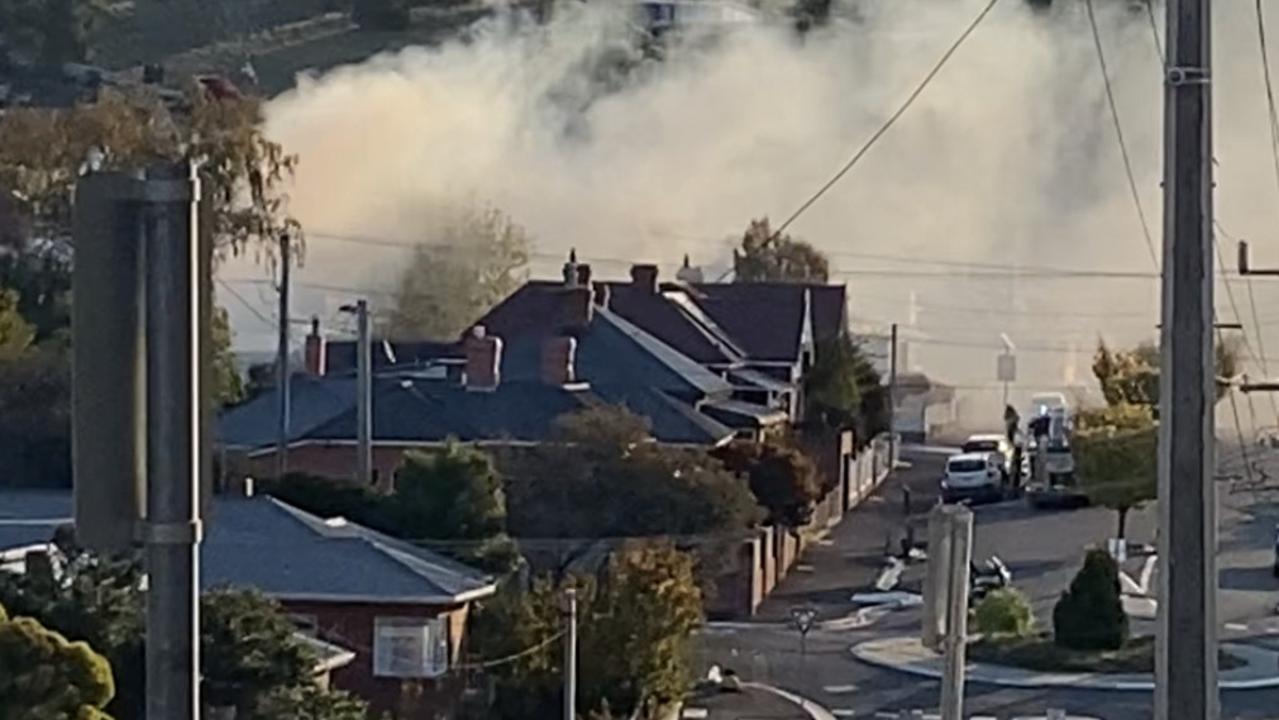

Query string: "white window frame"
[373, 615, 450, 679]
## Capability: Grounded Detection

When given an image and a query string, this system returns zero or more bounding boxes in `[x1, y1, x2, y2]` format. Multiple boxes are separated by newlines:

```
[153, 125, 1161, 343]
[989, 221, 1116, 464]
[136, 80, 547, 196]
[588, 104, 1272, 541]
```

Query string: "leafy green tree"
[0, 602, 115, 720]
[1092, 337, 1240, 409]
[803, 335, 886, 439]
[391, 444, 519, 572]
[732, 218, 829, 284]
[0, 289, 36, 357]
[714, 439, 820, 527]
[506, 405, 762, 540]
[1053, 548, 1128, 651]
[200, 589, 315, 716]
[253, 683, 372, 720]
[473, 544, 702, 720]
[1074, 403, 1157, 539]
[972, 588, 1034, 639]
[384, 205, 530, 341]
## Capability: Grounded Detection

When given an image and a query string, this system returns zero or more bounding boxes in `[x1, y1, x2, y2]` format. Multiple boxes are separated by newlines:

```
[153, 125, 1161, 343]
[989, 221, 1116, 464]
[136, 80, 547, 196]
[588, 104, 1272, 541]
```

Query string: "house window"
[373, 616, 449, 679]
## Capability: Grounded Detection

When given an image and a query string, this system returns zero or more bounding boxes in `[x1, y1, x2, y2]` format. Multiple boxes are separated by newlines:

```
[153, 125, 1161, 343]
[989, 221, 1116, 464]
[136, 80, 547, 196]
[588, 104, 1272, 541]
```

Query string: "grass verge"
[968, 634, 1244, 674]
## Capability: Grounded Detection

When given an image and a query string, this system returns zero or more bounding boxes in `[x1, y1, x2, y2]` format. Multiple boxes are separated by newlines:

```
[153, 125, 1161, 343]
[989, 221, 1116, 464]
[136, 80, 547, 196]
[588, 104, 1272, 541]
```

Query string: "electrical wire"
[216, 276, 275, 329]
[1144, 0, 1164, 65]
[455, 630, 567, 671]
[1254, 0, 1279, 212]
[771, 0, 1000, 237]
[1085, 0, 1159, 269]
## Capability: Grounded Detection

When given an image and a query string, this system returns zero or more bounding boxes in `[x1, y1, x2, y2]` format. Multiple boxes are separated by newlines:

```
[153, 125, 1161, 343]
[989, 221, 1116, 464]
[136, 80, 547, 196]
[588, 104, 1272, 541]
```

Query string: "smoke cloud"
[224, 0, 1279, 426]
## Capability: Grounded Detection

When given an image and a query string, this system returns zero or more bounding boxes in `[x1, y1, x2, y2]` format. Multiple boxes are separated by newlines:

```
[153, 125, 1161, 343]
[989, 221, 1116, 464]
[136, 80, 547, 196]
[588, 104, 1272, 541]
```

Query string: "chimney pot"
[592, 281, 611, 308]
[304, 316, 326, 375]
[575, 264, 592, 286]
[631, 264, 659, 294]
[541, 336, 578, 386]
[465, 332, 502, 390]
[556, 287, 593, 331]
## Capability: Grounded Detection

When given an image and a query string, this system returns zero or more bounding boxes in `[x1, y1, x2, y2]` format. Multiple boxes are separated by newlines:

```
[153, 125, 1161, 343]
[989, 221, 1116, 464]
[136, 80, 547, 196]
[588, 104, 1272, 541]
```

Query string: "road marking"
[1225, 622, 1249, 632]
[823, 684, 859, 694]
[796, 563, 816, 573]
[681, 709, 708, 719]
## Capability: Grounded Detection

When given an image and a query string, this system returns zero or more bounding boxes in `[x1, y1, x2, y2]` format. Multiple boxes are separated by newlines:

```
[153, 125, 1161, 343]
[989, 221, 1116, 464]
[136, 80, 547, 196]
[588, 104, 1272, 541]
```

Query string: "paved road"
[696, 447, 1279, 720]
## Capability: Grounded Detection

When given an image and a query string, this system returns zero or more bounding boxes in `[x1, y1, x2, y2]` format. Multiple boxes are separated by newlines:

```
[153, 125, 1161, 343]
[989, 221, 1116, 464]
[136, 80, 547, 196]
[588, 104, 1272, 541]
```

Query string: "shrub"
[1052, 548, 1128, 650]
[973, 588, 1034, 639]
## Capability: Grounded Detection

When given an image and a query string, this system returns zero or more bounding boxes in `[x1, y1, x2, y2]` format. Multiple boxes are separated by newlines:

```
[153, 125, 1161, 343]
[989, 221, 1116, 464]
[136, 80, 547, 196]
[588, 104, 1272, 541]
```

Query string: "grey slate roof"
[219, 374, 356, 448]
[0, 490, 495, 605]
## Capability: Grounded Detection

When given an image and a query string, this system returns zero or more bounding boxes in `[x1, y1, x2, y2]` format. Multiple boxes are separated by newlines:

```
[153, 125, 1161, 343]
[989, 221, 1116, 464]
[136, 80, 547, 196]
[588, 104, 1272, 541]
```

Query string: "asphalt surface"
[694, 447, 1279, 720]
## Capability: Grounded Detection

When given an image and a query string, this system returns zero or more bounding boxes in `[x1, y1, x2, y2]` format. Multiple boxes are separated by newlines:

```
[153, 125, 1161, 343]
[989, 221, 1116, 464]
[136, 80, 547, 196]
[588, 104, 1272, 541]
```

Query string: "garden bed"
[968, 635, 1244, 674]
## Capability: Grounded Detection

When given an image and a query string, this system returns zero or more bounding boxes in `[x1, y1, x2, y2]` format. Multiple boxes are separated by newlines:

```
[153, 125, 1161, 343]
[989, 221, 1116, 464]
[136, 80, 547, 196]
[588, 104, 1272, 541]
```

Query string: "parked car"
[961, 434, 1014, 479]
[941, 452, 1006, 504]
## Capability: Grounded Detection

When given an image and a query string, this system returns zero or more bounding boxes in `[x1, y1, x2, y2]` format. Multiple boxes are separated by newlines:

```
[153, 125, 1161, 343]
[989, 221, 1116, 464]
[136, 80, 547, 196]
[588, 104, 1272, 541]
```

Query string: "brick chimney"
[304, 316, 326, 375]
[464, 326, 502, 391]
[631, 264, 659, 294]
[592, 281, 611, 309]
[556, 287, 593, 331]
[541, 336, 578, 386]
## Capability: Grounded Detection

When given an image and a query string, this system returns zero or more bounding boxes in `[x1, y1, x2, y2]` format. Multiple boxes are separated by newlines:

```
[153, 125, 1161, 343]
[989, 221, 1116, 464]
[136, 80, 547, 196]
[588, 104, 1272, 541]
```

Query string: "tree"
[0, 541, 368, 720]
[1092, 337, 1241, 409]
[1074, 403, 1157, 539]
[384, 204, 530, 341]
[253, 684, 371, 720]
[714, 439, 820, 527]
[0, 602, 115, 720]
[200, 589, 315, 717]
[732, 218, 829, 284]
[505, 405, 762, 540]
[804, 335, 886, 439]
[972, 588, 1034, 639]
[473, 544, 702, 720]
[391, 444, 519, 573]
[1052, 548, 1128, 651]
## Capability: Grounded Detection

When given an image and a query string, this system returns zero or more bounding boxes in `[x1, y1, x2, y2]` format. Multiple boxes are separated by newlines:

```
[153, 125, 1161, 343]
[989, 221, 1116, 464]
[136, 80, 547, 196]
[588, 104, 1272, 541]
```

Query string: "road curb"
[740, 682, 837, 720]
[850, 636, 1279, 691]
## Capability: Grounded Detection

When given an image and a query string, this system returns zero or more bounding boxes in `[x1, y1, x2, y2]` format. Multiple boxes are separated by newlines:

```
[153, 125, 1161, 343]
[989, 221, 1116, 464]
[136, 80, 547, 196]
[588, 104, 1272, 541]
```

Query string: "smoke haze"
[220, 0, 1279, 427]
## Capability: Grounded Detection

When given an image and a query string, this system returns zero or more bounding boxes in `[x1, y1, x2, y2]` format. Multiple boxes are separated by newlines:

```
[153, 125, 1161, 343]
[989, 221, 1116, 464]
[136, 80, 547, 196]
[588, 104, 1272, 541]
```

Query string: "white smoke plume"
[224, 0, 1279, 425]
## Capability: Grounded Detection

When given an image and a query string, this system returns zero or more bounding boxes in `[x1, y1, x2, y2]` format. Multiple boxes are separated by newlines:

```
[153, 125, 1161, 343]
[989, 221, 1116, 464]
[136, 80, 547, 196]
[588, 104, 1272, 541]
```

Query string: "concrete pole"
[1156, 0, 1217, 717]
[143, 164, 202, 720]
[889, 323, 898, 459]
[940, 507, 973, 720]
[275, 234, 290, 479]
[564, 588, 577, 720]
[356, 299, 372, 486]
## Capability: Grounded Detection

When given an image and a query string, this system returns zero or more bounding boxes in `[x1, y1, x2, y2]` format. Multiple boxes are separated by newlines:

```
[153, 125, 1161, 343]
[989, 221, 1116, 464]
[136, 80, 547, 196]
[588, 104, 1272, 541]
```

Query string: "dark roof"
[602, 284, 743, 364]
[223, 371, 735, 450]
[699, 398, 790, 429]
[0, 491, 495, 604]
[300, 378, 593, 444]
[687, 282, 846, 362]
[219, 374, 355, 448]
[0, 490, 68, 551]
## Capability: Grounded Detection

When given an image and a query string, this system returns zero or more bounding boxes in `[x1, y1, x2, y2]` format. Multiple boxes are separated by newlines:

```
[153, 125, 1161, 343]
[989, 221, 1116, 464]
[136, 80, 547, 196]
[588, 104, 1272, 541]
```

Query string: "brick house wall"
[247, 445, 417, 487]
[282, 599, 471, 720]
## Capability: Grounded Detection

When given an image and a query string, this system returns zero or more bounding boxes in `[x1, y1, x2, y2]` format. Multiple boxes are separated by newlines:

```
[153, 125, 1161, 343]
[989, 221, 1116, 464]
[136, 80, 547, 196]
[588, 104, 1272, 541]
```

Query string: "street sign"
[997, 352, 1017, 383]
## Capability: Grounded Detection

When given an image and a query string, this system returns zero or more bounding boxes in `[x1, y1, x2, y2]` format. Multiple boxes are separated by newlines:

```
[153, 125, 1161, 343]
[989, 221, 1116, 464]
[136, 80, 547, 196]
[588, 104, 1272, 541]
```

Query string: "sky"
[217, 0, 1279, 428]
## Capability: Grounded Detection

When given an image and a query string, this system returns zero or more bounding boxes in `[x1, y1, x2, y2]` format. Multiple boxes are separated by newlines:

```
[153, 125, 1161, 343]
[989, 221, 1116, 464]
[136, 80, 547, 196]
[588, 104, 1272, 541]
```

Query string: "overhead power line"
[1085, 0, 1159, 269]
[216, 277, 275, 329]
[772, 0, 1000, 237]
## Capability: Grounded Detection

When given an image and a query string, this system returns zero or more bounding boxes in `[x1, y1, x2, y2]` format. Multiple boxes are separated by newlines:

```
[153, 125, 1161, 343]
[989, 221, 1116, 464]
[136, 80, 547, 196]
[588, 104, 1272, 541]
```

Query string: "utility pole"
[564, 588, 577, 720]
[356, 300, 371, 486]
[1157, 0, 1216, 717]
[275, 234, 290, 479]
[888, 323, 898, 462]
[143, 164, 203, 720]
[939, 508, 972, 720]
